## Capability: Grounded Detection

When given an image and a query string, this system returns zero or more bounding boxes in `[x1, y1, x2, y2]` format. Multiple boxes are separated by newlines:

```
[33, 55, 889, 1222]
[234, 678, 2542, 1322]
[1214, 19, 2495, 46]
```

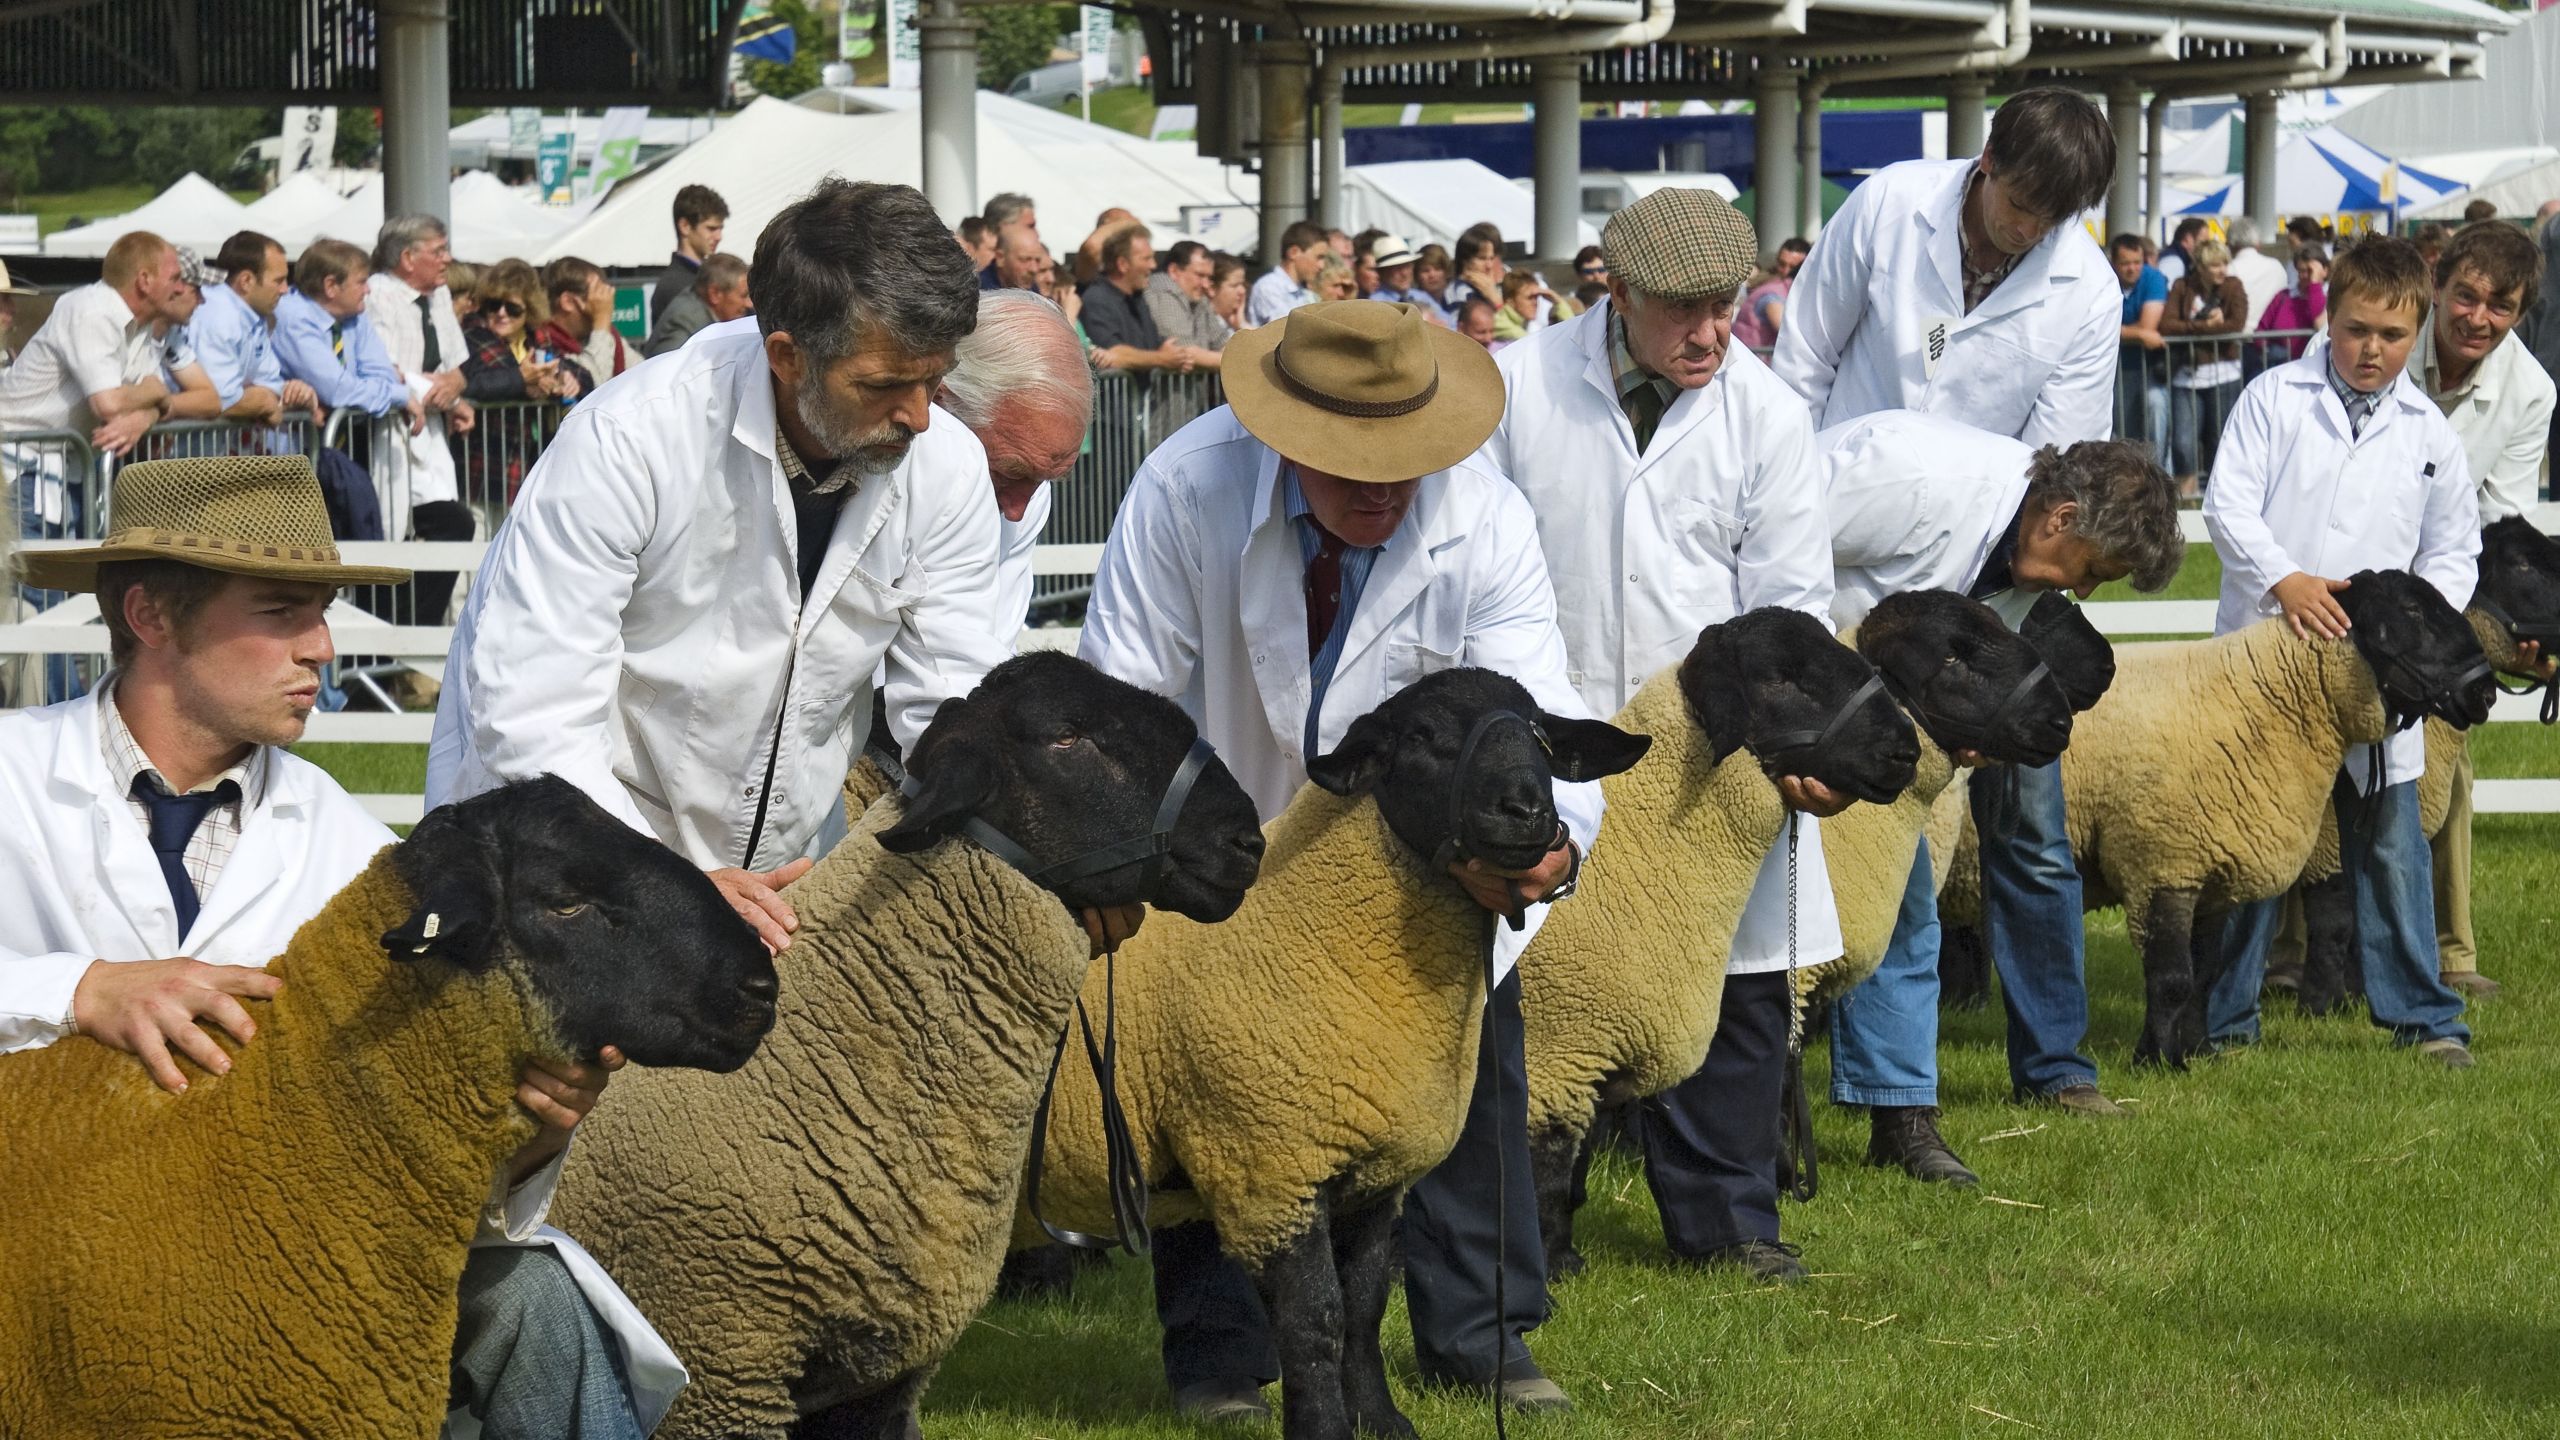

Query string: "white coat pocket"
[1385, 640, 1462, 694]
[1926, 330, 2046, 439]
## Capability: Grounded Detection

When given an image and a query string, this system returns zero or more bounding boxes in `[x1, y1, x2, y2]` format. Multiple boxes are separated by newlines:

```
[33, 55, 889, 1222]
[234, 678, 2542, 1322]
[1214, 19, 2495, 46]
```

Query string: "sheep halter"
[1428, 709, 1572, 933]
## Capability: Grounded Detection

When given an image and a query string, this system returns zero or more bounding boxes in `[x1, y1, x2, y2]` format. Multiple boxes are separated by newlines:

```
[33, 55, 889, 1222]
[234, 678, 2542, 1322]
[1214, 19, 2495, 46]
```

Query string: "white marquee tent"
[42, 173, 250, 257]
[1337, 159, 1599, 255]
[267, 170, 574, 260]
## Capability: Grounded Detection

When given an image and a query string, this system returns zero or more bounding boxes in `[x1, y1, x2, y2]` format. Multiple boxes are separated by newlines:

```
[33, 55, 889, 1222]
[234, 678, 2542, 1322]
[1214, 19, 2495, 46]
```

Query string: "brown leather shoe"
[1868, 1106, 1980, 1186]
[2416, 1037, 2476, 1069]
[2442, 971, 2502, 999]
[2045, 1084, 2127, 1117]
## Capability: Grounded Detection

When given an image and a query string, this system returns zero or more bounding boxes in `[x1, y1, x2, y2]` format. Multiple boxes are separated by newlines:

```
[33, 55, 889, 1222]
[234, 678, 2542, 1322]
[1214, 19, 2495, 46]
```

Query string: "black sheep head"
[2473, 517, 2560, 676]
[2338, 568, 2496, 730]
[1858, 590, 2077, 767]
[2018, 589, 2117, 712]
[383, 775, 779, 1073]
[1680, 607, 1919, 805]
[880, 652, 1266, 923]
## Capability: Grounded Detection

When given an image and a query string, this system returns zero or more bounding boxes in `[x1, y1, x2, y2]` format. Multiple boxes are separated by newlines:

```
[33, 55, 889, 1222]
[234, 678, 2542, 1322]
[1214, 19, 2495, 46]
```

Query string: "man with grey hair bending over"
[937, 287, 1094, 634]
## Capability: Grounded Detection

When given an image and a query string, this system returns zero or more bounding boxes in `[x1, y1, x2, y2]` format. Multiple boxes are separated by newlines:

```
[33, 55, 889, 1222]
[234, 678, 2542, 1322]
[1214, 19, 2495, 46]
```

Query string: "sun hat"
[0, 257, 32, 297]
[1220, 300, 1505, 484]
[171, 245, 219, 291]
[1370, 234, 1422, 270]
[1602, 188, 1761, 302]
[15, 455, 412, 593]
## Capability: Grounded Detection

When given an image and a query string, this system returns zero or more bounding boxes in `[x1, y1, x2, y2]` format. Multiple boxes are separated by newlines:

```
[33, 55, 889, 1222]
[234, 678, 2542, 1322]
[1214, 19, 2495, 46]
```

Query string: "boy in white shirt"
[2200, 236, 2478, 1066]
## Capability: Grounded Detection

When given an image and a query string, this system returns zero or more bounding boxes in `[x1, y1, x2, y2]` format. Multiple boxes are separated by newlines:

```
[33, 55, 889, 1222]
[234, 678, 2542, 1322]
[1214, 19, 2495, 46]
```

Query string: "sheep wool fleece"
[1795, 732, 1958, 1005]
[1022, 786, 1490, 1267]
[1518, 668, 1789, 1146]
[551, 796, 1091, 1440]
[0, 850, 556, 1440]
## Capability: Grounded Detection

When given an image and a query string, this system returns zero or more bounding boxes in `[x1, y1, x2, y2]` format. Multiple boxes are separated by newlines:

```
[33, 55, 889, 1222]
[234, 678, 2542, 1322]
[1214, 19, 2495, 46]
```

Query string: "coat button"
[743, 784, 760, 798]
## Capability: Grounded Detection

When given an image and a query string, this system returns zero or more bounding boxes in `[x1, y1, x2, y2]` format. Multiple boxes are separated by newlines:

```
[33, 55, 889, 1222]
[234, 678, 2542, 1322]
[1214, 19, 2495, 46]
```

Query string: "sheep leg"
[2132, 889, 2202, 1069]
[1330, 1195, 1415, 1440]
[789, 1368, 929, 1440]
[1251, 1212, 1355, 1440]
[1528, 1121, 1587, 1280]
[2297, 874, 2358, 1018]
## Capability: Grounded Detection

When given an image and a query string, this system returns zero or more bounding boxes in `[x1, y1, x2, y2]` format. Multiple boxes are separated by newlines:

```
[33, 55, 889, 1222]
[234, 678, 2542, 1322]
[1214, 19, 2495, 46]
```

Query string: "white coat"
[1079, 406, 1604, 982]
[1821, 410, 2034, 631]
[1773, 159, 2122, 450]
[0, 694, 683, 1429]
[1479, 305, 1840, 975]
[2203, 338, 2480, 792]
[426, 318, 1015, 870]
[997, 481, 1052, 639]
[2418, 325, 2558, 525]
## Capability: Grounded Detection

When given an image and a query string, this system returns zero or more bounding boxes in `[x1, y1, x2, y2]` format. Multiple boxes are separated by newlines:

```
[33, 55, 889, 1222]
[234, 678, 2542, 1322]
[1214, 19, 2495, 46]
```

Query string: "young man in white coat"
[1822, 413, 2182, 1175]
[0, 456, 660, 1438]
[1474, 188, 1852, 1285]
[427, 180, 1016, 951]
[2203, 237, 2481, 1067]
[1774, 86, 2122, 451]
[1081, 299, 1599, 1417]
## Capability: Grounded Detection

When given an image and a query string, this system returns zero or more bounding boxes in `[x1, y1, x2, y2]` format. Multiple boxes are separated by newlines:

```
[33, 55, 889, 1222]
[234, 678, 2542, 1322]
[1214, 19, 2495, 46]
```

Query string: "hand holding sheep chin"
[505, 1048, 623, 1185]
[70, 957, 284, 1093]
[708, 857, 818, 951]
[1080, 904, 1147, 957]
[2272, 572, 2353, 641]
[1448, 838, 1578, 913]
[1776, 775, 1858, 817]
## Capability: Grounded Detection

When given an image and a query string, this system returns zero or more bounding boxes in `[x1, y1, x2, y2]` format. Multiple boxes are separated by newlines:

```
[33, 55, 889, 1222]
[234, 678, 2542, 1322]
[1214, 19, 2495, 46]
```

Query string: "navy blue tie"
[134, 777, 235, 938]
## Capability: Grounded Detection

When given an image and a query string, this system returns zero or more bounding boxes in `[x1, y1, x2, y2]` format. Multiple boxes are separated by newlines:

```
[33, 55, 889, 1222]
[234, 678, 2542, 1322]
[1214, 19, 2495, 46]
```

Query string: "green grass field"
[11, 183, 261, 237]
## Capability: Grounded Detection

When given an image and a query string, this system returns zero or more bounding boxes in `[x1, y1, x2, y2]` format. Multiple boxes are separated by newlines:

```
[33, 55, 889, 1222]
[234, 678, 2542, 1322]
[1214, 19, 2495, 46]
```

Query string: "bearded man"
[428, 180, 1013, 950]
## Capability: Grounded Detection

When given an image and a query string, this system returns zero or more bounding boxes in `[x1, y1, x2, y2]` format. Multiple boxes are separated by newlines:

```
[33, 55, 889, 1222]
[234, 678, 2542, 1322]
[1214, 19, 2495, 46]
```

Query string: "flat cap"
[1601, 188, 1761, 301]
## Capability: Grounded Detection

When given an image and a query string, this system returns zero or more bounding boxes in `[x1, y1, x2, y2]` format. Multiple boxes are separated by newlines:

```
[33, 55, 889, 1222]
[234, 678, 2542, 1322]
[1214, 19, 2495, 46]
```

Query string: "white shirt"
[1078, 405, 1604, 981]
[363, 273, 469, 509]
[2418, 325, 2558, 525]
[1246, 267, 1315, 328]
[1821, 410, 2034, 631]
[2203, 338, 2480, 791]
[996, 482, 1053, 640]
[426, 318, 1014, 871]
[1481, 304, 1840, 974]
[1773, 158, 2121, 450]
[2229, 247, 2289, 336]
[0, 281, 160, 433]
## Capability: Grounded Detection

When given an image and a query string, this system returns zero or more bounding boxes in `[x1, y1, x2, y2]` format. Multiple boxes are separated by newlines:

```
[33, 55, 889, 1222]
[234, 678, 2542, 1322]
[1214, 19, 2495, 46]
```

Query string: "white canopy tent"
[42, 173, 250, 257]
[536, 95, 1250, 269]
[2409, 154, 2560, 221]
[2167, 126, 2465, 219]
[1337, 159, 1599, 255]
[268, 171, 573, 261]
[242, 171, 367, 238]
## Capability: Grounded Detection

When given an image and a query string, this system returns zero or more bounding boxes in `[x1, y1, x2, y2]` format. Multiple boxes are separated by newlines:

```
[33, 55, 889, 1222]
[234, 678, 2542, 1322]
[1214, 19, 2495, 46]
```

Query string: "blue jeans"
[2208, 778, 2469, 1047]
[1972, 762, 2098, 1098]
[449, 1247, 645, 1440]
[1830, 840, 1941, 1107]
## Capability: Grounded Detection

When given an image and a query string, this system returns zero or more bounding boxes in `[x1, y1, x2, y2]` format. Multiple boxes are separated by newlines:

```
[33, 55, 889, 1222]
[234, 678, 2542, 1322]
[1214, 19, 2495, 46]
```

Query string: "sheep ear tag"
[382, 902, 498, 971]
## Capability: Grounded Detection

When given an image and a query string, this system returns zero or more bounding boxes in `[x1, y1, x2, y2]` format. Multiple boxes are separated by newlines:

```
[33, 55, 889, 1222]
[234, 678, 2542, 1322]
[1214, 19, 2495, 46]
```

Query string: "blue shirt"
[1284, 465, 1383, 762]
[1370, 286, 1451, 326]
[272, 289, 407, 416]
[2119, 264, 2167, 325]
[185, 284, 283, 410]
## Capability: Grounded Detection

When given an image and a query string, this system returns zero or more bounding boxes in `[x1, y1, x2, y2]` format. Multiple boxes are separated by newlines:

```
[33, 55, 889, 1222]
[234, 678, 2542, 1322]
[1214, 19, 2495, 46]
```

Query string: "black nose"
[1228, 826, 1267, 859]
[1495, 790, 1547, 825]
[740, 970, 779, 1005]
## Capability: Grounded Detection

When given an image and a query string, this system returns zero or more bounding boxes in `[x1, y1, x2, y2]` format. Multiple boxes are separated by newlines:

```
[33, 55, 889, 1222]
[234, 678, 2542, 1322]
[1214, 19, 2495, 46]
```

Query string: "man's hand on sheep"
[1777, 775, 1860, 817]
[708, 857, 818, 952]
[70, 958, 284, 1093]
[2519, 639, 2556, 683]
[1080, 904, 1148, 957]
[505, 1049, 623, 1185]
[1449, 839, 1579, 914]
[2272, 572, 2354, 641]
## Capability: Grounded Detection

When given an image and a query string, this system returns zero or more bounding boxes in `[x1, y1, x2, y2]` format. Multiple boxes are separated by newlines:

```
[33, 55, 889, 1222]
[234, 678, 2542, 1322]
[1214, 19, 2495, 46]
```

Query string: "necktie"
[330, 321, 345, 360]
[1305, 521, 1351, 660]
[134, 776, 236, 937]
[417, 295, 442, 371]
[1625, 380, 1668, 455]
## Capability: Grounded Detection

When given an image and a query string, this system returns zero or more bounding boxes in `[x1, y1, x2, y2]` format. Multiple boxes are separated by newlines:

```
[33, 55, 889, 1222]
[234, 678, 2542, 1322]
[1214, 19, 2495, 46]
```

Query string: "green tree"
[334, 107, 379, 167]
[742, 0, 828, 99]
[977, 4, 1067, 92]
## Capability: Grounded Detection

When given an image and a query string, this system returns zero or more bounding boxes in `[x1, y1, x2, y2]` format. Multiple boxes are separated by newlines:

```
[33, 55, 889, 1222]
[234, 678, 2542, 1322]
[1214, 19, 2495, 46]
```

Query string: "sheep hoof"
[1546, 1245, 1586, 1279]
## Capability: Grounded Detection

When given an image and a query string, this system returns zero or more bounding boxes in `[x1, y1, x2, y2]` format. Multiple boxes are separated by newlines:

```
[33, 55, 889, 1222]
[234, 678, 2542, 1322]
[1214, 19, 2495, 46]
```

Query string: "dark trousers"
[411, 499, 476, 627]
[1153, 969, 1547, 1390]
[1635, 969, 1790, 1256]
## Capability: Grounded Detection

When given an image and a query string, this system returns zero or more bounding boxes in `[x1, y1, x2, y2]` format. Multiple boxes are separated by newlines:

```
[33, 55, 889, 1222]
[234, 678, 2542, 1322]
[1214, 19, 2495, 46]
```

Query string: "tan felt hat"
[15, 455, 413, 593]
[1220, 300, 1505, 484]
[1601, 188, 1762, 301]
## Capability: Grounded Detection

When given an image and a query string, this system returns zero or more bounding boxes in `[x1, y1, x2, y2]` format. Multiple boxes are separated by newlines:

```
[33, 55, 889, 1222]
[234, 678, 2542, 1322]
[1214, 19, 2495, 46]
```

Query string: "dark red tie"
[1305, 521, 1351, 659]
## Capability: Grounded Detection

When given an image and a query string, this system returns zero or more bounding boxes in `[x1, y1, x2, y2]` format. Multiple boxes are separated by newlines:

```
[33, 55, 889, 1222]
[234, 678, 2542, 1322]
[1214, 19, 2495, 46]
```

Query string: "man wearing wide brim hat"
[1478, 188, 1862, 1284]
[1364, 233, 1443, 321]
[2, 455, 666, 1438]
[1081, 299, 1613, 1417]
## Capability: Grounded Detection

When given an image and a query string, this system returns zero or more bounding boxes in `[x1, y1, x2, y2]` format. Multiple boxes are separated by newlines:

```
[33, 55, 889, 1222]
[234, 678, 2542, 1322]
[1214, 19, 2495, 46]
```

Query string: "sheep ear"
[1676, 625, 1752, 765]
[1538, 714, 1650, 782]
[1307, 711, 1394, 797]
[879, 747, 998, 854]
[381, 804, 504, 972]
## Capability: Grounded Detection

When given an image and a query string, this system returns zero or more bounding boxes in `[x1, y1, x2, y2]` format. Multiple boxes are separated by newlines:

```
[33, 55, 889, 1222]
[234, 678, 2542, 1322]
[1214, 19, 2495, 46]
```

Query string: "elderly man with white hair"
[936, 288, 1094, 634]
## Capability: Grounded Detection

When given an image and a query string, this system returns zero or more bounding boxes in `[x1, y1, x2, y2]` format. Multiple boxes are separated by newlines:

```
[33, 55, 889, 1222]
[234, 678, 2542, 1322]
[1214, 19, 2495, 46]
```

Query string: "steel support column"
[919, 0, 982, 224]
[381, 0, 452, 224]
[1532, 55, 1584, 261]
[1258, 41, 1313, 266]
[1946, 75, 1986, 158]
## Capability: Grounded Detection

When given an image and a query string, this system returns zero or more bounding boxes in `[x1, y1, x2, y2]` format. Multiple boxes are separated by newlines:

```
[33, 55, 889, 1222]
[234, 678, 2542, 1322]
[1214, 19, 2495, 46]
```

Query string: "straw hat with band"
[1369, 234, 1423, 271]
[0, 256, 34, 297]
[16, 455, 412, 594]
[1221, 300, 1505, 485]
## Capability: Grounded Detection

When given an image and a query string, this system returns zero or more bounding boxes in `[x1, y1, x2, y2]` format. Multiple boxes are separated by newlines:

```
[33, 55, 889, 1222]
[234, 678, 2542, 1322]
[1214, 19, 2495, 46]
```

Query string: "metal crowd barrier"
[2112, 328, 2319, 487]
[1029, 370, 1224, 617]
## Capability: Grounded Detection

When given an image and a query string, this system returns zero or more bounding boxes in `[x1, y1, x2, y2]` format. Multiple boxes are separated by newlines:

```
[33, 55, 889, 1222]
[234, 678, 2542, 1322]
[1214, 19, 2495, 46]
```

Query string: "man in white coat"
[1475, 188, 1850, 1287]
[2203, 237, 2480, 1066]
[936, 287, 1092, 635]
[1822, 412, 2181, 1177]
[1773, 86, 2122, 451]
[428, 180, 1014, 951]
[363, 213, 478, 625]
[1082, 299, 1598, 1417]
[0, 456, 659, 1438]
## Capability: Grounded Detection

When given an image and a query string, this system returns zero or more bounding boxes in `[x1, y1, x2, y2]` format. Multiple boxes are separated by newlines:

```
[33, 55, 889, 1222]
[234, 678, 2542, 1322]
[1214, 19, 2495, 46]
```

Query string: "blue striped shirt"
[1284, 466, 1383, 762]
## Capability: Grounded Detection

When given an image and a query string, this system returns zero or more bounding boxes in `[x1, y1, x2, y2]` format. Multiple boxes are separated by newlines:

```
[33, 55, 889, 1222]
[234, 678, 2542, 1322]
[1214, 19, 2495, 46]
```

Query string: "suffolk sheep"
[1022, 666, 1647, 1440]
[549, 652, 1267, 1440]
[0, 777, 778, 1439]
[1941, 570, 2495, 1065]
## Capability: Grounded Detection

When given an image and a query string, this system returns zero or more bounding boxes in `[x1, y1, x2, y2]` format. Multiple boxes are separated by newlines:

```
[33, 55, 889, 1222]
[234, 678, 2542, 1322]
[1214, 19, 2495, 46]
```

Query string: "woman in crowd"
[460, 259, 576, 404]
[1208, 253, 1250, 335]
[2256, 242, 2329, 362]
[1451, 222, 1506, 308]
[2160, 238, 2246, 496]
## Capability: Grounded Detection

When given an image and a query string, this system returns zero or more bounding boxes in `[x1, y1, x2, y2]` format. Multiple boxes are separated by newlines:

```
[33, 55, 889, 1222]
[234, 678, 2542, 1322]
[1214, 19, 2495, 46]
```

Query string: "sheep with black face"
[549, 652, 1266, 1440]
[1020, 665, 1648, 1440]
[0, 776, 776, 1438]
[1517, 609, 1921, 1276]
